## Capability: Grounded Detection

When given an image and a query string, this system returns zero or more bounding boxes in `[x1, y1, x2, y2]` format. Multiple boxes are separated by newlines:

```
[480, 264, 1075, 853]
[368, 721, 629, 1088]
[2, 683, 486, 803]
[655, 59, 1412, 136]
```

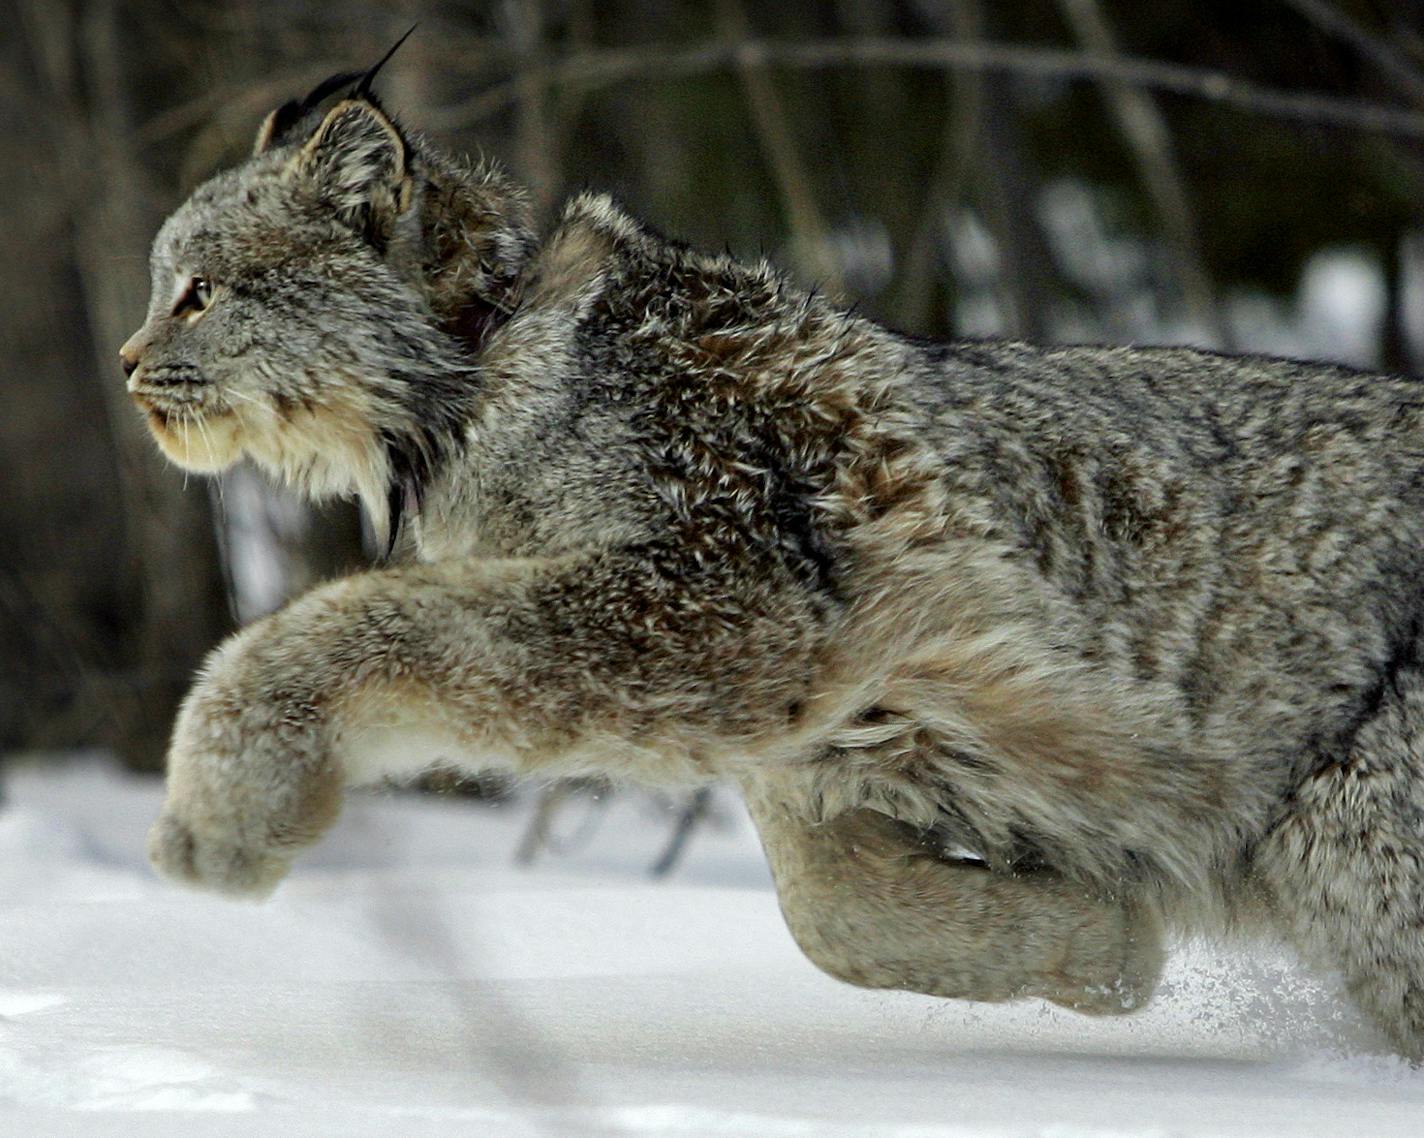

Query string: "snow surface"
[0, 756, 1421, 1137]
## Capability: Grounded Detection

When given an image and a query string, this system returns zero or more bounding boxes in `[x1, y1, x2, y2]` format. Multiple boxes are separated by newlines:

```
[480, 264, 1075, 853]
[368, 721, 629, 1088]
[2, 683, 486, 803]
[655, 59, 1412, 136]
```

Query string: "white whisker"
[222, 388, 268, 412]
[192, 415, 227, 510]
[177, 417, 192, 490]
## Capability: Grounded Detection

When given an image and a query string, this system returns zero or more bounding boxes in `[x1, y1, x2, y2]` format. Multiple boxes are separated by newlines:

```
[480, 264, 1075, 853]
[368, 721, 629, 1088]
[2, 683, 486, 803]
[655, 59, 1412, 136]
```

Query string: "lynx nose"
[119, 334, 146, 382]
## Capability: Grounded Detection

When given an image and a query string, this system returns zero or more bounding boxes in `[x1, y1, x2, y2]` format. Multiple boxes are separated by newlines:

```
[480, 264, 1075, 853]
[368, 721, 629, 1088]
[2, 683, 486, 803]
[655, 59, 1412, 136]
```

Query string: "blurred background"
[6, 0, 1424, 782]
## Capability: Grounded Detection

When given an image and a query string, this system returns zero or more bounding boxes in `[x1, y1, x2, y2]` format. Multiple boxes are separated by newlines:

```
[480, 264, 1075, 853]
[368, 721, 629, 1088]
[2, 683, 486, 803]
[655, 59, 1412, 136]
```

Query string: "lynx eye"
[173, 274, 213, 318]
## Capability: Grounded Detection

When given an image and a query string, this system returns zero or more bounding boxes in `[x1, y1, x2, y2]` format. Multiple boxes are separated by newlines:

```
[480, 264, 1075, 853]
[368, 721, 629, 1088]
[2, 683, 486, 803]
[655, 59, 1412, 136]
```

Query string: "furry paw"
[147, 629, 343, 900]
[1041, 904, 1165, 1016]
[147, 811, 292, 899]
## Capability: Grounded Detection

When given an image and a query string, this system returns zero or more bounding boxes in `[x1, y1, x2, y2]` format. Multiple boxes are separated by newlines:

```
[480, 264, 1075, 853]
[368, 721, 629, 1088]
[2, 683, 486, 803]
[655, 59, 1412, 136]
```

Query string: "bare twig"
[976, 73, 1059, 340]
[1281, 0, 1424, 105]
[1056, 0, 1229, 347]
[718, 0, 843, 295]
[649, 787, 714, 877]
[514, 780, 608, 864]
[894, 1, 985, 334]
[503, 0, 558, 214]
[550, 0, 597, 157]
[426, 35, 1424, 140]
[515, 782, 575, 864]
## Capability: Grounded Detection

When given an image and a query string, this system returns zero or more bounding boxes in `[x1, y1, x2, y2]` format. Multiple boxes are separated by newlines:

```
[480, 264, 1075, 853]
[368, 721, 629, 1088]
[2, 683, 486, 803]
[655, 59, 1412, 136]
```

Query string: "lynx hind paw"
[1043, 908, 1166, 1017]
[1046, 973, 1154, 1016]
[146, 812, 292, 900]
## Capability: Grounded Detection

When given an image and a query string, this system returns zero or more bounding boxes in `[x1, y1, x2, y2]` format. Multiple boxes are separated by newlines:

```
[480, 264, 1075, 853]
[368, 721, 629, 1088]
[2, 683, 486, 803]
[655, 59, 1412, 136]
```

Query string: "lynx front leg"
[150, 550, 820, 896]
[743, 773, 1165, 1014]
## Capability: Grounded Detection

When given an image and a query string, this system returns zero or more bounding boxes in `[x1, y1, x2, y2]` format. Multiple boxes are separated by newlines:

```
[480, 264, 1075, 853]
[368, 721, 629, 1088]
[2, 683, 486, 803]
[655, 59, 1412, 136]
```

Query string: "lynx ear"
[295, 99, 412, 243]
[253, 106, 284, 156]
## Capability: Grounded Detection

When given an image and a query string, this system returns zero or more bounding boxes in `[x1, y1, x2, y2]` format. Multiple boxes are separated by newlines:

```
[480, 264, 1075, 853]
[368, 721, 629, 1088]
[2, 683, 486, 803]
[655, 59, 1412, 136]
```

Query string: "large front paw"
[147, 810, 293, 898]
[148, 637, 342, 898]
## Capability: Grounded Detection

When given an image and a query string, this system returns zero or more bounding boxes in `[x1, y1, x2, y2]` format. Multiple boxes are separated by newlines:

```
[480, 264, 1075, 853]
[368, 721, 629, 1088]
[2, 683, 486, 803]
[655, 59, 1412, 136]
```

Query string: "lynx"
[124, 64, 1424, 1059]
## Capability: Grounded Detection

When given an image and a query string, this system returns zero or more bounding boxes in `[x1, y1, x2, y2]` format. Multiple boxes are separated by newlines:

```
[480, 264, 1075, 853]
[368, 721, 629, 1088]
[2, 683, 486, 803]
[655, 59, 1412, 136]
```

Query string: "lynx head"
[121, 60, 536, 548]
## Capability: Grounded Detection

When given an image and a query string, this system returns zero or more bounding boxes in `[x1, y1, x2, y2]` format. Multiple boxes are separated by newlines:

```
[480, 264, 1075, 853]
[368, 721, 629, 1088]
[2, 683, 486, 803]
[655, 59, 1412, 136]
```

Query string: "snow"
[0, 757, 1420, 1136]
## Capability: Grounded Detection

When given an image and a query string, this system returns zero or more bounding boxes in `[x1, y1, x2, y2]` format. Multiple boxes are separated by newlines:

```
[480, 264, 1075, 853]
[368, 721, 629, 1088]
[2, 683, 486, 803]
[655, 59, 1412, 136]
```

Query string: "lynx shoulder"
[123, 70, 1424, 1059]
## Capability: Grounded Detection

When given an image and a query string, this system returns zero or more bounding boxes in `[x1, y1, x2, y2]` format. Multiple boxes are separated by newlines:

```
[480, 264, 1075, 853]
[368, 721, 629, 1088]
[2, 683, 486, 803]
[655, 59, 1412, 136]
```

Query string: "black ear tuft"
[253, 27, 417, 156]
[254, 70, 365, 156]
[354, 24, 418, 100]
[301, 69, 369, 113]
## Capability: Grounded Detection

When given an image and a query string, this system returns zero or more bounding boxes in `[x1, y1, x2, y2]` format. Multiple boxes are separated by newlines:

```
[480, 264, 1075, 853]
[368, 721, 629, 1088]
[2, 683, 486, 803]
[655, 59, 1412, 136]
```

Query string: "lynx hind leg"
[743, 774, 1165, 1015]
[1254, 669, 1424, 1060]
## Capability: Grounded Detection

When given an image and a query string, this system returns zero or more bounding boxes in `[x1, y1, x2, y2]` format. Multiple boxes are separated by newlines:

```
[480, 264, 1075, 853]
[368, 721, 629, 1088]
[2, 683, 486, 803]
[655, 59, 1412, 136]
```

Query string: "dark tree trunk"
[2, 0, 231, 770]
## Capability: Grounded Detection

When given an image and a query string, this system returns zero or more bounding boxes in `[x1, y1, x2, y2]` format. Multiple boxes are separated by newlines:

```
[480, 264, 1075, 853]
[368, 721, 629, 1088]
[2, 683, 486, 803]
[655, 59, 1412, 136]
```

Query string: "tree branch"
[718, 0, 844, 295]
[1056, 0, 1229, 347]
[423, 35, 1424, 140]
[1281, 0, 1424, 106]
[504, 0, 558, 214]
[893, 3, 984, 335]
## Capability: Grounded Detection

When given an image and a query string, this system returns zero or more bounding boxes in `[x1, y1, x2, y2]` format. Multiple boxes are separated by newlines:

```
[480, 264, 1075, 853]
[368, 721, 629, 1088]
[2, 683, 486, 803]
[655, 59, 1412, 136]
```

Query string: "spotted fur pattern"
[123, 81, 1424, 1057]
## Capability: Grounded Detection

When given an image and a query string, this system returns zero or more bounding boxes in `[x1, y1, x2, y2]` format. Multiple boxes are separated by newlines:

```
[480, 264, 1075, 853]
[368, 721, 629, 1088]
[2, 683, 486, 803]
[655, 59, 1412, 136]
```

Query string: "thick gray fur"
[121, 80, 1424, 1058]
